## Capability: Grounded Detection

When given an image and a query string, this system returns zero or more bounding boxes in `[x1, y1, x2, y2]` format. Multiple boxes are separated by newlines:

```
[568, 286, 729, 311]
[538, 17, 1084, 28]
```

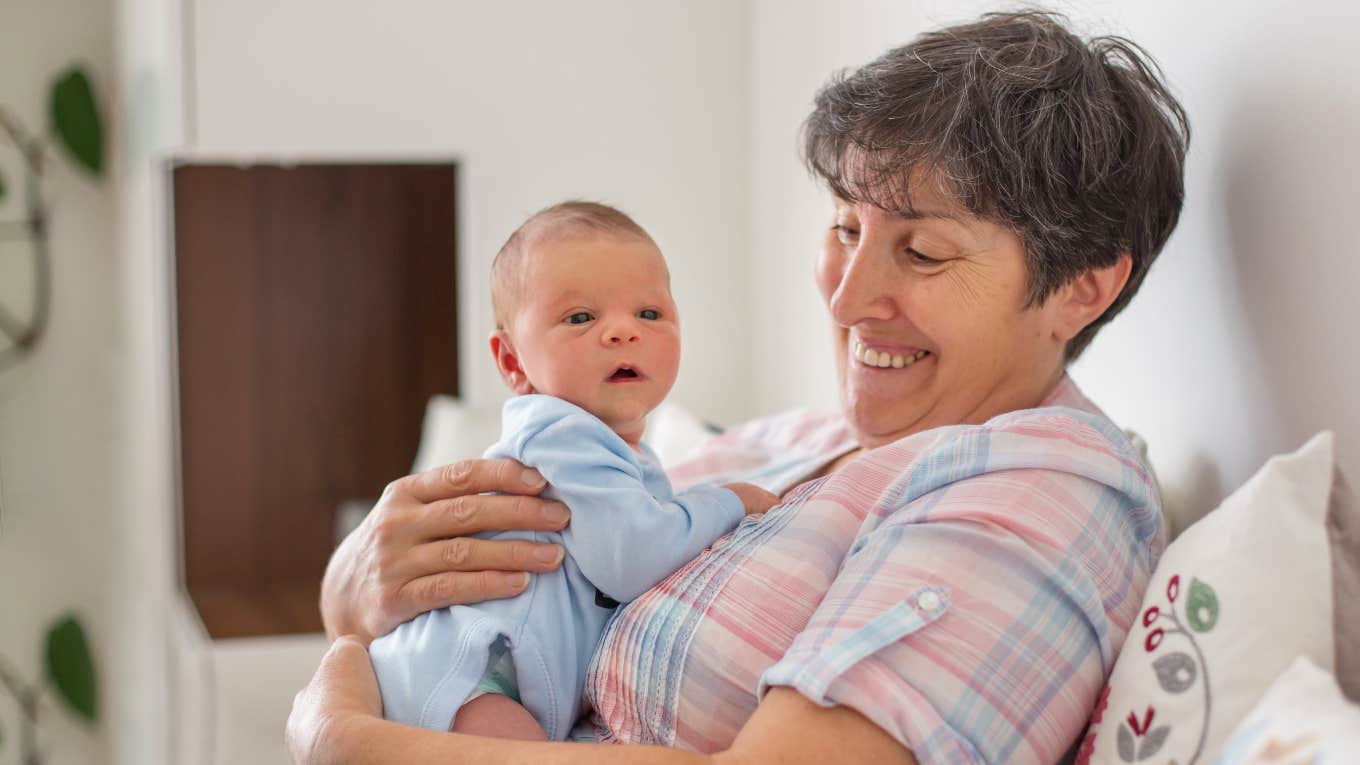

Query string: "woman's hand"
[286, 636, 380, 765]
[321, 459, 571, 643]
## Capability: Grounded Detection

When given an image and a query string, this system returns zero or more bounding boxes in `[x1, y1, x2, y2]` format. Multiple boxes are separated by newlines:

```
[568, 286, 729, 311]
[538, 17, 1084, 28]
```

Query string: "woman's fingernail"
[542, 503, 570, 525]
[504, 572, 530, 590]
[534, 545, 564, 565]
[521, 469, 545, 488]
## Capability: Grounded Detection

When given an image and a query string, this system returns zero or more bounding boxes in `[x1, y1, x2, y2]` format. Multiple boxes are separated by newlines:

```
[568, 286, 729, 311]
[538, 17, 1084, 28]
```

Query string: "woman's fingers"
[417, 493, 571, 540]
[397, 458, 546, 504]
[416, 535, 565, 578]
[395, 570, 533, 617]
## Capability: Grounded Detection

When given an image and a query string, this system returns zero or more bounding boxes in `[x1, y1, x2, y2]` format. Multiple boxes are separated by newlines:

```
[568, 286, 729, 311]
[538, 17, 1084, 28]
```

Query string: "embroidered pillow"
[1216, 656, 1360, 764]
[1077, 432, 1353, 765]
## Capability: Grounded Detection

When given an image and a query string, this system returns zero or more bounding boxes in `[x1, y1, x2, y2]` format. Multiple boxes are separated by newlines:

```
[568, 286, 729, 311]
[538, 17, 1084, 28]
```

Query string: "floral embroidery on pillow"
[1079, 574, 1222, 765]
[1116, 574, 1222, 764]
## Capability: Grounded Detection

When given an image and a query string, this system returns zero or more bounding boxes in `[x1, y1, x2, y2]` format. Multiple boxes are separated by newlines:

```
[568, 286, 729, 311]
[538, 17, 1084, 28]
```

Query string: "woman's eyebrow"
[894, 207, 965, 224]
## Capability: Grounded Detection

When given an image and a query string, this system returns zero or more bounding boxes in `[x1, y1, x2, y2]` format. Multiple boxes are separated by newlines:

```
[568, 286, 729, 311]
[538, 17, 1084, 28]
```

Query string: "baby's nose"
[603, 320, 641, 345]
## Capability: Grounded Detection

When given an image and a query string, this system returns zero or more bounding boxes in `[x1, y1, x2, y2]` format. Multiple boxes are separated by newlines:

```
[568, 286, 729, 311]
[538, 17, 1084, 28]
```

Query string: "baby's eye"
[637, 309, 660, 321]
[566, 312, 593, 325]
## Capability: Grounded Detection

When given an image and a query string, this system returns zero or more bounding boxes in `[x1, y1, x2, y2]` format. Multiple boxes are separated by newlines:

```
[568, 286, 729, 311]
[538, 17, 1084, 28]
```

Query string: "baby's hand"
[722, 482, 781, 515]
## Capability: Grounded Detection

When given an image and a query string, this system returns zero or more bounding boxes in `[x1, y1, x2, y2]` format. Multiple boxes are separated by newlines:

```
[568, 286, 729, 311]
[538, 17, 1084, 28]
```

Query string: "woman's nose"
[827, 240, 897, 326]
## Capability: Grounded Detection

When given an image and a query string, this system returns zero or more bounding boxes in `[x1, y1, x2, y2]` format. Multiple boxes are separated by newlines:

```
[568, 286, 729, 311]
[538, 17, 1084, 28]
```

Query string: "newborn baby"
[369, 201, 778, 740]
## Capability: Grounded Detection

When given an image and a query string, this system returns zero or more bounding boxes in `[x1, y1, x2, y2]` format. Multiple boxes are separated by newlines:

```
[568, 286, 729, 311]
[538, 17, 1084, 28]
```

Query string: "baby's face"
[503, 233, 680, 437]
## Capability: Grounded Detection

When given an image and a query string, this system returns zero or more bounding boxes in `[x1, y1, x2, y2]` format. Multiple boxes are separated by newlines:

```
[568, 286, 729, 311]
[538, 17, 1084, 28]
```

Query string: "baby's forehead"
[520, 229, 667, 274]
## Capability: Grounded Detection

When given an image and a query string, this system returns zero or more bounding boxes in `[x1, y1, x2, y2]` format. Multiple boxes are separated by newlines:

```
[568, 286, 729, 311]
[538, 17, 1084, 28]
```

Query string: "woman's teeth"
[853, 341, 929, 369]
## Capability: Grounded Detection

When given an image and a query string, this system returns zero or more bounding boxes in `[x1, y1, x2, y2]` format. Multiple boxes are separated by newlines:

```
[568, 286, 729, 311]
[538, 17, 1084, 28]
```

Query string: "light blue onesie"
[369, 394, 745, 739]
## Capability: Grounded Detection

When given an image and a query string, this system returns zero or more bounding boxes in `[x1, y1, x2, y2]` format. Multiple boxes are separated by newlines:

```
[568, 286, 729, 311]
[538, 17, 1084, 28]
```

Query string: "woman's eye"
[831, 224, 859, 244]
[637, 309, 660, 321]
[907, 249, 943, 266]
[566, 312, 593, 325]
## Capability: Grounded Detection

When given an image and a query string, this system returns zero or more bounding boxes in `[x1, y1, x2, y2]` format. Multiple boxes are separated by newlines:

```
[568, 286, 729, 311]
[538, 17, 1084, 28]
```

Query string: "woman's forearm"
[333, 715, 716, 765]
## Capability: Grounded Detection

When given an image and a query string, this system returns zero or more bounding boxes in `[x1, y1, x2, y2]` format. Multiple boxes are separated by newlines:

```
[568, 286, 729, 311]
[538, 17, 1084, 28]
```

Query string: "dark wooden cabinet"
[172, 163, 458, 638]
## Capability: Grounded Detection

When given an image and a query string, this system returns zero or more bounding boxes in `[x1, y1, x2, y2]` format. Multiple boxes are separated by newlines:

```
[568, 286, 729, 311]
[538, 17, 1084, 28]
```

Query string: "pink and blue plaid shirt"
[574, 375, 1164, 764]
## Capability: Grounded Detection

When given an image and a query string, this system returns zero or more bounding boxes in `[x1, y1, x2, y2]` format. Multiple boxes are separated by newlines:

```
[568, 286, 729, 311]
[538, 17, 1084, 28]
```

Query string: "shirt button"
[917, 591, 941, 611]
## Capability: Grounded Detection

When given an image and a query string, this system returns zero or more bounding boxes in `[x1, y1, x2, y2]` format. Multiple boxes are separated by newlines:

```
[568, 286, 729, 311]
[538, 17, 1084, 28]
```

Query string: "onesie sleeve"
[510, 403, 746, 603]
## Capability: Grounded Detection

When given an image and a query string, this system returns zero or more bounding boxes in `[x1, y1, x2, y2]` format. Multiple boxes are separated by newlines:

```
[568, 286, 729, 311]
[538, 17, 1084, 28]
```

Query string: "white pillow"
[1217, 656, 1360, 764]
[409, 395, 504, 474]
[1078, 432, 1341, 765]
[646, 401, 720, 469]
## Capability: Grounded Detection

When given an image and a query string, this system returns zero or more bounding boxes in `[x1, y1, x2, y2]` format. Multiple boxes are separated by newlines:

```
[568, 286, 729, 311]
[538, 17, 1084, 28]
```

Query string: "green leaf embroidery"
[45, 614, 98, 722]
[1186, 578, 1219, 633]
[49, 67, 104, 177]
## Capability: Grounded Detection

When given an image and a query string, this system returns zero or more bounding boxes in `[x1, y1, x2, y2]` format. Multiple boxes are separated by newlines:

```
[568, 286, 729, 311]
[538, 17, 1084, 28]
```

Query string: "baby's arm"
[514, 412, 750, 603]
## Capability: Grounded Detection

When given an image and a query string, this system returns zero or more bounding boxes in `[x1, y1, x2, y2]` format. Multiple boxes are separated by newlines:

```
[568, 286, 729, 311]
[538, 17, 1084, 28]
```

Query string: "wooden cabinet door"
[173, 163, 458, 637]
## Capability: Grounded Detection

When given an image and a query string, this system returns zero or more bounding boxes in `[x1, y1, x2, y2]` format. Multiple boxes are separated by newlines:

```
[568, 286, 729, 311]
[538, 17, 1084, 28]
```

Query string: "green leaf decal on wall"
[45, 614, 97, 722]
[1186, 578, 1219, 633]
[49, 67, 104, 177]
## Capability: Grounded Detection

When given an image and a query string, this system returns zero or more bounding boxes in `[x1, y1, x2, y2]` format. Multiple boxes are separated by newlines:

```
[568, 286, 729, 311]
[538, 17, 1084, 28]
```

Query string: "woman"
[288, 10, 1188, 764]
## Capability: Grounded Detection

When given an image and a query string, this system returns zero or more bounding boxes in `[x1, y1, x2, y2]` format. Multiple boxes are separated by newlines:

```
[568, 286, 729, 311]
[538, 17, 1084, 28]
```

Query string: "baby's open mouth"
[608, 365, 642, 382]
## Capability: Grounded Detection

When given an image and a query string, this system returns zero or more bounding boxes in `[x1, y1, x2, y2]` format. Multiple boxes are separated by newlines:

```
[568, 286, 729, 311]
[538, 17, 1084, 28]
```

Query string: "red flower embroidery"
[1076, 684, 1112, 765]
[1075, 732, 1097, 765]
[1092, 684, 1111, 724]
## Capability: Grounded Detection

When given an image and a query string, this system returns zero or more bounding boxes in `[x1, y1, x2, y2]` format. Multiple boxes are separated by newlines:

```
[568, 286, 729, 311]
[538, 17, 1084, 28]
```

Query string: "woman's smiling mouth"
[852, 341, 930, 369]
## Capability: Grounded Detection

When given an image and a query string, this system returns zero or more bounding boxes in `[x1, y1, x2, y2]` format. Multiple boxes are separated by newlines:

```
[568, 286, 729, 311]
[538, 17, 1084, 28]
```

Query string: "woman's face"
[817, 183, 1071, 449]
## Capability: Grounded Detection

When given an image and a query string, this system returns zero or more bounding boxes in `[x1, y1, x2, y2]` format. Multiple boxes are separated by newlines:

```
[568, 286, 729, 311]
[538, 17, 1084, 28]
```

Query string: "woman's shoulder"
[900, 374, 1154, 488]
[857, 377, 1165, 560]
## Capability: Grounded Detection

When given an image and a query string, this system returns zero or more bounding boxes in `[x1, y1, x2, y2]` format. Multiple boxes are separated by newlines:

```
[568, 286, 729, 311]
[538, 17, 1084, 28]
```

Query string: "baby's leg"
[452, 693, 547, 740]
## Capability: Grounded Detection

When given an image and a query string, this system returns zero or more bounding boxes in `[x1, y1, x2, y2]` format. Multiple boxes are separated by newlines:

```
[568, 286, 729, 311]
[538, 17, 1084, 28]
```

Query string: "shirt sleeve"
[518, 411, 746, 604]
[759, 458, 1152, 765]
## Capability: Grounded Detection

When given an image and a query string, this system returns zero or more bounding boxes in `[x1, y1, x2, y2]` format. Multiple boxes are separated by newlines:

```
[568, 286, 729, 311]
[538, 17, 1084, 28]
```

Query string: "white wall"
[0, 1, 117, 763]
[188, 0, 755, 424]
[112, 0, 184, 761]
[749, 0, 1360, 527]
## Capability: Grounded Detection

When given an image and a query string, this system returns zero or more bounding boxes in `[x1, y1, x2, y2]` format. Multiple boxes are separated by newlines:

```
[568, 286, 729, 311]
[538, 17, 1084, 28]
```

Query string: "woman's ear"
[489, 331, 535, 395]
[1051, 253, 1133, 343]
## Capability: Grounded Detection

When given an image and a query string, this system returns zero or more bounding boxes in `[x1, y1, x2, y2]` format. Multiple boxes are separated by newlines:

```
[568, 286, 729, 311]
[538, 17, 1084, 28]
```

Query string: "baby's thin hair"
[491, 200, 656, 329]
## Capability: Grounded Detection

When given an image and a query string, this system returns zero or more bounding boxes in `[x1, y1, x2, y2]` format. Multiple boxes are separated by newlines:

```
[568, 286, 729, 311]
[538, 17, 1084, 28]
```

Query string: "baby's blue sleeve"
[513, 409, 745, 604]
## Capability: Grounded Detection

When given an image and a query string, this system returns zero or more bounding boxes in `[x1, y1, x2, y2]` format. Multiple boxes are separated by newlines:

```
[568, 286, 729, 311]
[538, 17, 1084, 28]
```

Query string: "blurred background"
[1, 0, 1356, 762]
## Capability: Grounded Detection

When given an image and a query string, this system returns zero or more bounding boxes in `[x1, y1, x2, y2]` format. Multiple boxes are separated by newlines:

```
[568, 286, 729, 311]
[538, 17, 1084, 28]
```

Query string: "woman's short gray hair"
[804, 10, 1190, 360]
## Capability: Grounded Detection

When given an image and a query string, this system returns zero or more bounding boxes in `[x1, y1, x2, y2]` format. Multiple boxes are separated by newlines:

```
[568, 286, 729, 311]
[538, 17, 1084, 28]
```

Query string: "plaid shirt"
[575, 375, 1164, 764]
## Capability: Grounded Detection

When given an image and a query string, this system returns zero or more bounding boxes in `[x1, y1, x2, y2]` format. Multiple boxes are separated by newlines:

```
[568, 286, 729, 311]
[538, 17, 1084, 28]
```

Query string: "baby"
[369, 201, 779, 740]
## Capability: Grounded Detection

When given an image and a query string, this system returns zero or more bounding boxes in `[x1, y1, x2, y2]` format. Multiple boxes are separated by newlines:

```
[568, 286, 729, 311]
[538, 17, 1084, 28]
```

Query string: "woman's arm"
[320, 459, 571, 643]
[287, 637, 917, 765]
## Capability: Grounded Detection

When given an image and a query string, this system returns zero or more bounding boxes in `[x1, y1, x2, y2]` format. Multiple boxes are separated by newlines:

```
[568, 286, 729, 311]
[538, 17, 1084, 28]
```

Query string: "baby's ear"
[489, 331, 535, 395]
